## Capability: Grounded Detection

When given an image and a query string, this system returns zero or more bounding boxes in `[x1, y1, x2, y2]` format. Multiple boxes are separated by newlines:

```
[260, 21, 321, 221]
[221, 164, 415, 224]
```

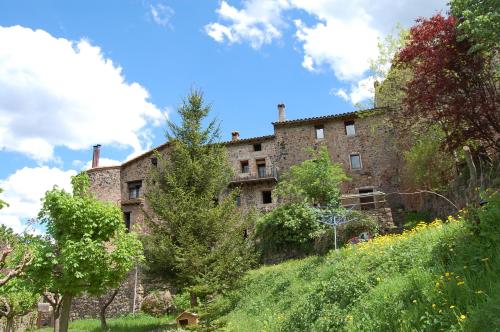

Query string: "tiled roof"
[223, 134, 275, 145]
[272, 108, 384, 126]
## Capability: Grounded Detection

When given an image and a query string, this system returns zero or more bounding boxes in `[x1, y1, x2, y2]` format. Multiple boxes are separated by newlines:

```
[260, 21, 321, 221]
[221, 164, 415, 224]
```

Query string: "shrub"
[339, 211, 379, 244]
[172, 292, 191, 312]
[140, 290, 173, 317]
[254, 203, 324, 255]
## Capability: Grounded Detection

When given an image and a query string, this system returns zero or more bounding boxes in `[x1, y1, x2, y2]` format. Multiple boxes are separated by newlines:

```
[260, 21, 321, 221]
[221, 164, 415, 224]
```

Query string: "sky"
[0, 0, 448, 233]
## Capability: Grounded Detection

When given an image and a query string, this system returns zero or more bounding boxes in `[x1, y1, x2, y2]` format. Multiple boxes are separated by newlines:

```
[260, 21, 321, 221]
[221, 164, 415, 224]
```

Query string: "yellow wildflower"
[432, 304, 436, 308]
[412, 300, 417, 304]
[445, 272, 450, 277]
[450, 305, 456, 309]
[457, 281, 465, 286]
[460, 315, 466, 320]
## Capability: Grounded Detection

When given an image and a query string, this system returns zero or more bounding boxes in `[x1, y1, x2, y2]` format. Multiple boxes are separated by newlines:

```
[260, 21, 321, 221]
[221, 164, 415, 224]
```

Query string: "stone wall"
[87, 166, 121, 204]
[71, 268, 144, 320]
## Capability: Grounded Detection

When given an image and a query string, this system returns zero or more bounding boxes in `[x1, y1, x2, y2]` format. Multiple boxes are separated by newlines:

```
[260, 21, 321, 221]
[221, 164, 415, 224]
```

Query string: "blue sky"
[0, 0, 447, 232]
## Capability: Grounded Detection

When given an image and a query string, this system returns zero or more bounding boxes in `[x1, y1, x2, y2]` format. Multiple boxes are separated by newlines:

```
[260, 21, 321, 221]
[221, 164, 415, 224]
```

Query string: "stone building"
[78, 104, 402, 317]
[88, 104, 401, 230]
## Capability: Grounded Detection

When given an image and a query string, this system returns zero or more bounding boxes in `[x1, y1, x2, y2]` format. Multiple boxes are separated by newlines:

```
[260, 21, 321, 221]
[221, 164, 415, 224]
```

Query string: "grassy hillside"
[207, 192, 500, 331]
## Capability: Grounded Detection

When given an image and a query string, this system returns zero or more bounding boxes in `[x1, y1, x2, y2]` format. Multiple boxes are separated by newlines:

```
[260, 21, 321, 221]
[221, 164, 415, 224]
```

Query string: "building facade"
[87, 105, 402, 232]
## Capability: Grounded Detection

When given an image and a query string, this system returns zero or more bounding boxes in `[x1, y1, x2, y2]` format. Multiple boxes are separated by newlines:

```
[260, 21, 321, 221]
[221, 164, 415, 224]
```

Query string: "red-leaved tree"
[396, 14, 499, 152]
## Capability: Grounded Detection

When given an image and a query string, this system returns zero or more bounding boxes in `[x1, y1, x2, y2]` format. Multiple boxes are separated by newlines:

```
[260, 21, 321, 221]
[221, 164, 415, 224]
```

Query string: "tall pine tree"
[143, 90, 255, 305]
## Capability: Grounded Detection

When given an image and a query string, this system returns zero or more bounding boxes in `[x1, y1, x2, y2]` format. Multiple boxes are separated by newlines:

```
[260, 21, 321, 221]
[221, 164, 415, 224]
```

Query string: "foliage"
[141, 290, 174, 317]
[0, 188, 7, 210]
[370, 26, 411, 111]
[255, 203, 323, 255]
[338, 212, 379, 244]
[396, 14, 500, 152]
[450, 0, 500, 54]
[0, 227, 39, 332]
[144, 89, 256, 300]
[34, 313, 176, 332]
[274, 147, 349, 207]
[33, 172, 143, 332]
[402, 125, 457, 191]
[206, 191, 500, 331]
[172, 292, 191, 312]
[402, 210, 432, 230]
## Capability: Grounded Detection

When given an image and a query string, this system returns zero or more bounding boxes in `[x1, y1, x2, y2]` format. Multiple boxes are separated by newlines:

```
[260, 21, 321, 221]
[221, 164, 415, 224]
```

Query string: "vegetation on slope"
[207, 191, 500, 331]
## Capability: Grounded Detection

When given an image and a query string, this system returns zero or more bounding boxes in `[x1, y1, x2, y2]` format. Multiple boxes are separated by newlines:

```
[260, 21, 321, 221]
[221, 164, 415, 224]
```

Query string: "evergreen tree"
[143, 90, 255, 305]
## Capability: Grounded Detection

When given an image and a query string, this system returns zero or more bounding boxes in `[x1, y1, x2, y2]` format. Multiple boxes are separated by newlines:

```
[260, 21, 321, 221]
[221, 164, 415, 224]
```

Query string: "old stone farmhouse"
[87, 104, 402, 231]
[76, 104, 404, 317]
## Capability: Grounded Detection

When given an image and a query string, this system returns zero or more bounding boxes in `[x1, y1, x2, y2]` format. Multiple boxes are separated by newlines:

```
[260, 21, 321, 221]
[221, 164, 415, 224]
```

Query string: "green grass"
[205, 192, 500, 331]
[34, 313, 175, 332]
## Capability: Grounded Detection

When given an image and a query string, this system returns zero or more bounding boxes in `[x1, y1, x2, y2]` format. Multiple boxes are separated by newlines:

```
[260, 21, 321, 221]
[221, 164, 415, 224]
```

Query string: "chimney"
[231, 131, 240, 141]
[277, 103, 286, 122]
[92, 144, 101, 168]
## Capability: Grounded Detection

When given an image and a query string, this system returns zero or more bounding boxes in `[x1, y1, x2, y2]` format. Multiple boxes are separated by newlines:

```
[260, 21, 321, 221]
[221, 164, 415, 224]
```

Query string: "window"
[124, 212, 131, 231]
[345, 121, 356, 136]
[151, 157, 158, 167]
[359, 188, 375, 210]
[253, 143, 262, 151]
[262, 191, 272, 204]
[315, 125, 325, 139]
[350, 154, 362, 170]
[241, 160, 250, 173]
[128, 181, 142, 199]
[236, 195, 241, 207]
[256, 159, 266, 178]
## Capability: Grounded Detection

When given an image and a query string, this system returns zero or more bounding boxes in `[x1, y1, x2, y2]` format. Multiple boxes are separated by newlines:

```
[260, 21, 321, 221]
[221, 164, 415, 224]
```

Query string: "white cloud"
[71, 157, 122, 171]
[205, 0, 447, 103]
[294, 18, 379, 81]
[149, 2, 175, 28]
[333, 88, 349, 101]
[0, 166, 77, 233]
[348, 76, 375, 105]
[0, 25, 163, 162]
[204, 0, 290, 49]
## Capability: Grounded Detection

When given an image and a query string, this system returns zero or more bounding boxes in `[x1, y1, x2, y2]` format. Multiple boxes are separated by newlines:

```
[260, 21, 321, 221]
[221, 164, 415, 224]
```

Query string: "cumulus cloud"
[149, 1, 175, 28]
[0, 166, 77, 233]
[205, 0, 446, 102]
[0, 25, 163, 162]
[204, 0, 290, 49]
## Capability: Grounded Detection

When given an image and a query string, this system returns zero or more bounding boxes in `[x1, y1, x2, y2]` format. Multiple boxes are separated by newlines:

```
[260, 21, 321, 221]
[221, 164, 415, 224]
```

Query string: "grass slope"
[209, 193, 500, 331]
[34, 314, 175, 332]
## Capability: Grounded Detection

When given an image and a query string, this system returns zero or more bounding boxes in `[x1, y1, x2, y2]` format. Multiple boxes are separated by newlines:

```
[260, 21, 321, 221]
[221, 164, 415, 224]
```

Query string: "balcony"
[230, 167, 278, 185]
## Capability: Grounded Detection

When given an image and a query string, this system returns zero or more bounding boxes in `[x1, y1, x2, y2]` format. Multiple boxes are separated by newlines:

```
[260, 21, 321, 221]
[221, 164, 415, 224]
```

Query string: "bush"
[140, 290, 174, 317]
[254, 203, 324, 255]
[172, 292, 191, 312]
[339, 211, 379, 244]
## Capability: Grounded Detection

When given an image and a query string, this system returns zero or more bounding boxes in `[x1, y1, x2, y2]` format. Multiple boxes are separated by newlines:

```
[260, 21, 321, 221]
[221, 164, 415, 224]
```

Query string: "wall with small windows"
[273, 112, 402, 201]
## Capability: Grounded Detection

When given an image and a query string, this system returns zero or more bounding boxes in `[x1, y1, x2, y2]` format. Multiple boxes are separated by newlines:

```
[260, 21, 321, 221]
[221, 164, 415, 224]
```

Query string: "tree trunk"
[5, 317, 14, 332]
[58, 295, 73, 332]
[99, 288, 120, 330]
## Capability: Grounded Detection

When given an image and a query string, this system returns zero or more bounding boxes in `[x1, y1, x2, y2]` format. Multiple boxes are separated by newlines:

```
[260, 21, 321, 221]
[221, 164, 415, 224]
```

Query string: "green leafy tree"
[33, 173, 143, 332]
[144, 90, 255, 305]
[403, 125, 457, 191]
[256, 147, 349, 257]
[0, 226, 39, 332]
[0, 274, 39, 332]
[274, 147, 349, 207]
[0, 188, 8, 210]
[450, 0, 500, 54]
